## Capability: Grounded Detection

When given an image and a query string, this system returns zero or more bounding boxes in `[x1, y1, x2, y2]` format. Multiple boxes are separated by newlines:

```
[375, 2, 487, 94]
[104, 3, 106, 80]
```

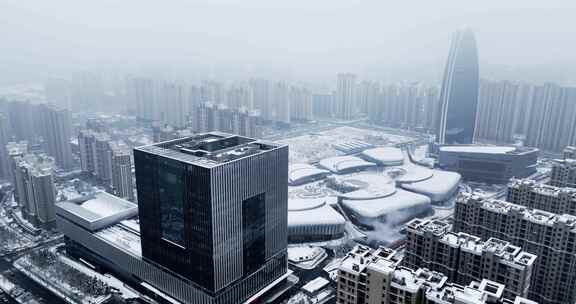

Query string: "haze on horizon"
[1, 0, 576, 83]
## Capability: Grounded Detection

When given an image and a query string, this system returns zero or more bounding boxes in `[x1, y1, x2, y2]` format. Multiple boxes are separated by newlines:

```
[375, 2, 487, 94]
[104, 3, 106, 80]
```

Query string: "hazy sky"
[1, 0, 576, 81]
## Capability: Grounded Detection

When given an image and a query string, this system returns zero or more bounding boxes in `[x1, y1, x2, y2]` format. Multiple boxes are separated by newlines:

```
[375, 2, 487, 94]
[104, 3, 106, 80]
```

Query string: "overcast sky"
[1, 0, 576, 81]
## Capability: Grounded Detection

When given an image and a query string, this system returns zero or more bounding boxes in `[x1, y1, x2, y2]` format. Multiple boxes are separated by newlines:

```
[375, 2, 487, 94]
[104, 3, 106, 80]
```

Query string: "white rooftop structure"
[319, 155, 376, 174]
[361, 147, 404, 166]
[439, 146, 517, 154]
[288, 198, 346, 240]
[333, 173, 397, 200]
[302, 277, 330, 295]
[341, 188, 432, 227]
[400, 170, 461, 203]
[289, 163, 330, 186]
[56, 192, 138, 231]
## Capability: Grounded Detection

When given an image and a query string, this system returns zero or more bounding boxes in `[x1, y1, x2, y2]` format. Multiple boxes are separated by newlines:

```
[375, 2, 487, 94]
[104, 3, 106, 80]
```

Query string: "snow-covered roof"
[341, 188, 431, 219]
[400, 170, 461, 202]
[302, 277, 330, 294]
[361, 147, 404, 166]
[288, 198, 346, 227]
[335, 173, 397, 200]
[392, 163, 434, 183]
[439, 146, 516, 154]
[56, 192, 138, 231]
[319, 156, 377, 174]
[289, 163, 330, 185]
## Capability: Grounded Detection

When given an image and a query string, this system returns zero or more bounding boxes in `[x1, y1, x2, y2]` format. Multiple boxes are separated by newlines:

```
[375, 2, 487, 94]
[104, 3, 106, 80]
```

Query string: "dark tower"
[134, 132, 288, 303]
[437, 29, 480, 144]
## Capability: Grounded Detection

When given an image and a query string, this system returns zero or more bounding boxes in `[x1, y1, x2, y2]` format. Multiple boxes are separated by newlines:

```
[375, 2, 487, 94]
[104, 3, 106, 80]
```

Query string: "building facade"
[40, 104, 73, 170]
[336, 245, 534, 304]
[13, 153, 57, 228]
[436, 29, 479, 144]
[134, 132, 288, 303]
[453, 193, 576, 304]
[549, 159, 576, 188]
[508, 178, 576, 215]
[438, 146, 538, 184]
[404, 219, 536, 300]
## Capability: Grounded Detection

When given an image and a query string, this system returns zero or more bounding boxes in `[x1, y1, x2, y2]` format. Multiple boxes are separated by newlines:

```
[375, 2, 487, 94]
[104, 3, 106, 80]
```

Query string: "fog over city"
[2, 0, 576, 83]
[2, 2, 576, 304]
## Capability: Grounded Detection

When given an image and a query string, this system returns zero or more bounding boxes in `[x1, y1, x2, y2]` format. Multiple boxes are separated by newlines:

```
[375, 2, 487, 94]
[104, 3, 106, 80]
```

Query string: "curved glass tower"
[437, 29, 479, 144]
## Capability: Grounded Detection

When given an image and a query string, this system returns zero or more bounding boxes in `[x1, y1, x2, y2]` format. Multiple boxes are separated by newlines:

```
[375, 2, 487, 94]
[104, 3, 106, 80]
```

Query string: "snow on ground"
[277, 126, 415, 164]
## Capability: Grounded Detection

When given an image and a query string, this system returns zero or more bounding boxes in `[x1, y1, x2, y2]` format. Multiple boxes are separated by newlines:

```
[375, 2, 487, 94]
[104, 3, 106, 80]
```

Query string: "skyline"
[2, 1, 576, 83]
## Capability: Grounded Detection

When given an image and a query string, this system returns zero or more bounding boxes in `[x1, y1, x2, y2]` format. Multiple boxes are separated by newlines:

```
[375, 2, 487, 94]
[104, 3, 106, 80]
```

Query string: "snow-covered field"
[277, 126, 415, 164]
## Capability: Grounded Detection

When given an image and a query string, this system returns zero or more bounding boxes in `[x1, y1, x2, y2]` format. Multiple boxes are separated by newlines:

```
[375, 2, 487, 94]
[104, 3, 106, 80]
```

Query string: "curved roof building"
[289, 163, 331, 186]
[399, 170, 461, 203]
[288, 198, 346, 242]
[437, 28, 479, 144]
[361, 147, 404, 166]
[319, 155, 376, 174]
[341, 188, 432, 228]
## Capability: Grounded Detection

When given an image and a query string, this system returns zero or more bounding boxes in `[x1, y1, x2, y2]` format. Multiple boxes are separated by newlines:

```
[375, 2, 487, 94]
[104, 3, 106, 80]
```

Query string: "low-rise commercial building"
[438, 146, 538, 184]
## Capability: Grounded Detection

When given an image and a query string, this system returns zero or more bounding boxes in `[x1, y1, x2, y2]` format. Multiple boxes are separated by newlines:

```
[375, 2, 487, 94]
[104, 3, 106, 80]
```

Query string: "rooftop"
[56, 192, 138, 231]
[439, 145, 537, 155]
[458, 193, 576, 230]
[136, 132, 284, 167]
[509, 178, 576, 199]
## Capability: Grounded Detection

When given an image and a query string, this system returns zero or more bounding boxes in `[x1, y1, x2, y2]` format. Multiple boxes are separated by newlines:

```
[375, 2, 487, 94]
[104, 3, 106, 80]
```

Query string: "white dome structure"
[288, 198, 346, 242]
[361, 147, 404, 166]
[341, 188, 432, 228]
[319, 156, 377, 174]
[289, 163, 331, 186]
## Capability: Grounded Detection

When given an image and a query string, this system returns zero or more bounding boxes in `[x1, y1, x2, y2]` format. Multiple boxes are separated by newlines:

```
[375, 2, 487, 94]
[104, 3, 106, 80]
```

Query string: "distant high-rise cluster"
[78, 128, 134, 201]
[127, 77, 315, 131]
[436, 28, 480, 144]
[193, 102, 262, 137]
[0, 101, 74, 172]
[476, 80, 576, 151]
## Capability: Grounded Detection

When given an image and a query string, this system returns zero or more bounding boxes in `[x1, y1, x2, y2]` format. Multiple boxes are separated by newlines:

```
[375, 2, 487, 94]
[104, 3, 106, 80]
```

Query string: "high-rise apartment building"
[92, 132, 113, 183]
[290, 86, 313, 122]
[312, 93, 335, 118]
[0, 113, 12, 180]
[549, 159, 576, 188]
[40, 104, 73, 170]
[436, 29, 479, 144]
[335, 73, 357, 120]
[110, 143, 134, 201]
[13, 153, 57, 228]
[563, 146, 576, 160]
[78, 129, 96, 174]
[134, 132, 288, 303]
[7, 141, 28, 203]
[508, 178, 576, 215]
[453, 193, 576, 304]
[337, 245, 535, 304]
[404, 219, 536, 299]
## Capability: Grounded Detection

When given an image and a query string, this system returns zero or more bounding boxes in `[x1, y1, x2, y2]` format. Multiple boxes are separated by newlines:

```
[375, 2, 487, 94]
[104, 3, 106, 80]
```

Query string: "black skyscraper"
[134, 132, 288, 303]
[437, 29, 480, 144]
